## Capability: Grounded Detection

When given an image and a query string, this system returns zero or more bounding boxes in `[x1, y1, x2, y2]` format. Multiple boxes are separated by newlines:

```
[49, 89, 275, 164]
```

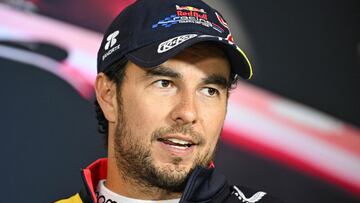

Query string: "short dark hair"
[94, 44, 241, 146]
[94, 59, 128, 146]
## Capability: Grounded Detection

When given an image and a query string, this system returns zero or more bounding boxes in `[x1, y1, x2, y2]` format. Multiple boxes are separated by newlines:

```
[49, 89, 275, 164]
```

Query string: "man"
[57, 0, 282, 202]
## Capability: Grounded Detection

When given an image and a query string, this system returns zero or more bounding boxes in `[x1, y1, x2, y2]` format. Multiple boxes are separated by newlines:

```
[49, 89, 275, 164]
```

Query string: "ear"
[95, 73, 118, 123]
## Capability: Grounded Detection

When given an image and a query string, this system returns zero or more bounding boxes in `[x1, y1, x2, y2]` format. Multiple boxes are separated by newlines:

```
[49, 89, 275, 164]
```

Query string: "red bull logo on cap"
[176, 5, 208, 20]
[176, 5, 206, 13]
[152, 5, 223, 33]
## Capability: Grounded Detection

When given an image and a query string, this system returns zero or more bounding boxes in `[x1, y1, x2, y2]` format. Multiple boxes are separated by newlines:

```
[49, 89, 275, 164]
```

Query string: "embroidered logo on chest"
[232, 186, 266, 203]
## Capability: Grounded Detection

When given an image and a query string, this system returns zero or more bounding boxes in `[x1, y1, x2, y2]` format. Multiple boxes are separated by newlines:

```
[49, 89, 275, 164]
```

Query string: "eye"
[153, 80, 172, 88]
[201, 87, 219, 97]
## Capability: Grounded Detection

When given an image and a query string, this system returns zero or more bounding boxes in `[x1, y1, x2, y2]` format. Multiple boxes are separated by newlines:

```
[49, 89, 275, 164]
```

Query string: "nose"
[170, 91, 198, 125]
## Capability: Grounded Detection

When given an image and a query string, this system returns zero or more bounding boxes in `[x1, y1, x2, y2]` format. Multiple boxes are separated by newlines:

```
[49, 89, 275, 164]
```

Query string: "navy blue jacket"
[57, 158, 283, 203]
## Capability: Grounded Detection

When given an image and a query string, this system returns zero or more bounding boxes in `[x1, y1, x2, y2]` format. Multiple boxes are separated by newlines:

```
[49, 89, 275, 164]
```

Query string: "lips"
[156, 135, 199, 157]
[158, 137, 195, 149]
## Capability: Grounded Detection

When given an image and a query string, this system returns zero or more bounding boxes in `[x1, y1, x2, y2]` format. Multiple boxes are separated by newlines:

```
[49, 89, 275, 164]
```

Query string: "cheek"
[199, 103, 227, 135]
[197, 102, 226, 152]
[121, 93, 171, 138]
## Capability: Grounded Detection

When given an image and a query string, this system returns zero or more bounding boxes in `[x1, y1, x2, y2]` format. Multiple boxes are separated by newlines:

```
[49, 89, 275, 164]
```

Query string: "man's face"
[113, 44, 231, 191]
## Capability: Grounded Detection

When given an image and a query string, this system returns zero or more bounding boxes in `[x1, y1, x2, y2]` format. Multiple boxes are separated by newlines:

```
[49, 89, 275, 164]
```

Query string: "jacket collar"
[78, 158, 230, 203]
[80, 158, 108, 203]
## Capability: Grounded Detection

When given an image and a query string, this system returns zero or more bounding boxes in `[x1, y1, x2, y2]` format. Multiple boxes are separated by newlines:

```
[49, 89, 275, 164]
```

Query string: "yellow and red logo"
[176, 5, 206, 13]
[176, 5, 207, 20]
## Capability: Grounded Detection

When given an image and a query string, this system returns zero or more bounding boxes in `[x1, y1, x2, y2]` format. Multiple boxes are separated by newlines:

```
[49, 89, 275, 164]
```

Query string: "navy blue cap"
[97, 0, 253, 79]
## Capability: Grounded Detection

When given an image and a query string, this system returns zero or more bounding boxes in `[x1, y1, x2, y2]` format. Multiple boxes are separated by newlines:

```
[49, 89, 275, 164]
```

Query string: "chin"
[158, 161, 191, 172]
[165, 154, 199, 166]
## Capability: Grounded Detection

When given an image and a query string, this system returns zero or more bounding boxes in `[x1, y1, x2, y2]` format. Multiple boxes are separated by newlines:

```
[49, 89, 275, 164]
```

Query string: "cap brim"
[126, 34, 253, 79]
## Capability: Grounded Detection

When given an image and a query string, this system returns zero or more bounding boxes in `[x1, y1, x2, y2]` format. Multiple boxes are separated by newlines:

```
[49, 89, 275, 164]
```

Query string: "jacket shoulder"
[54, 193, 83, 203]
[224, 185, 284, 203]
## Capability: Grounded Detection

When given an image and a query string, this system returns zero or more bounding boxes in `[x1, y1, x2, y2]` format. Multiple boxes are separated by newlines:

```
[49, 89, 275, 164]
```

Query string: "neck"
[106, 155, 182, 200]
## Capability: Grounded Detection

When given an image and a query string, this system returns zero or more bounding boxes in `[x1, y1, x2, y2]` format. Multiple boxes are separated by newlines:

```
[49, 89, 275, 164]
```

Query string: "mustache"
[151, 125, 204, 145]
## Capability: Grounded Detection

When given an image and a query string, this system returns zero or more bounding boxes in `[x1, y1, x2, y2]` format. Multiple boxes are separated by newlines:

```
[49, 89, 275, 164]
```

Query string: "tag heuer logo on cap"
[157, 34, 197, 53]
[102, 30, 121, 61]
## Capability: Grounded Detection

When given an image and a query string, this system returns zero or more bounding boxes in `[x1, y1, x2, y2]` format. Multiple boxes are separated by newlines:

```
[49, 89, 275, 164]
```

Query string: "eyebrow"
[145, 65, 229, 88]
[202, 74, 229, 89]
[145, 65, 181, 79]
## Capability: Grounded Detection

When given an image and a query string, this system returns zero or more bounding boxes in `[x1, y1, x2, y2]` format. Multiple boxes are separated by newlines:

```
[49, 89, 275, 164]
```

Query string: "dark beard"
[114, 96, 216, 193]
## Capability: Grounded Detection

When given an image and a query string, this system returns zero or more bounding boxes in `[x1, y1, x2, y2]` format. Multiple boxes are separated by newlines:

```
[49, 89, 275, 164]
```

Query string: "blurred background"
[0, 0, 359, 202]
